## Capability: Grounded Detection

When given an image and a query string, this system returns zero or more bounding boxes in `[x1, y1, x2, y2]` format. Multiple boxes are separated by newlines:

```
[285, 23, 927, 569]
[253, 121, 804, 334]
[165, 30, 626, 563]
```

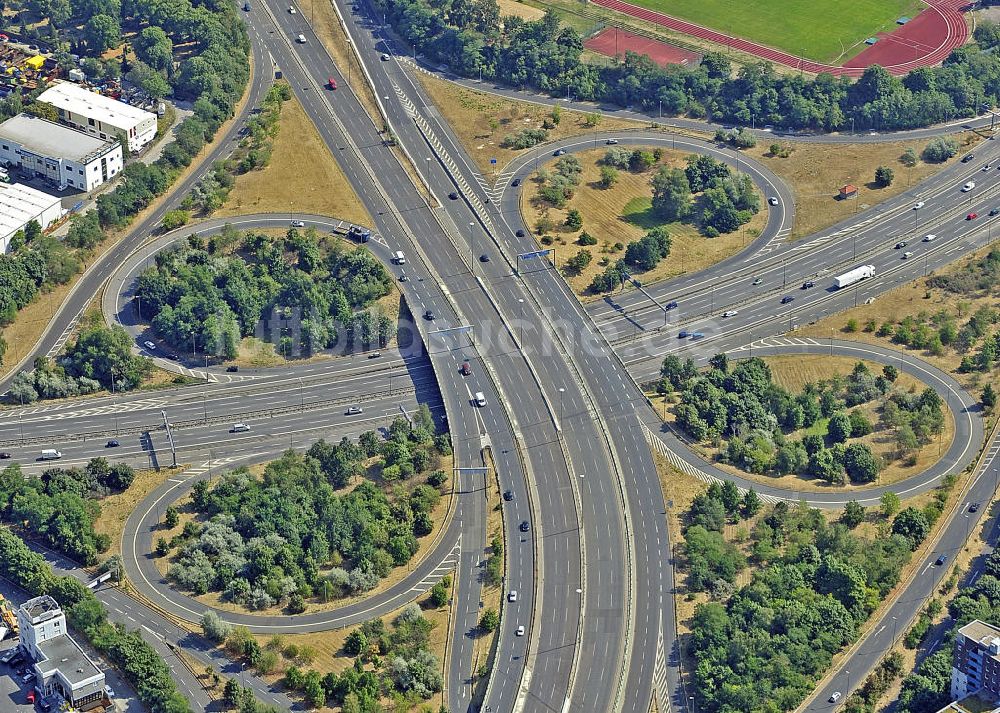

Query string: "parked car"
[143, 340, 156, 350]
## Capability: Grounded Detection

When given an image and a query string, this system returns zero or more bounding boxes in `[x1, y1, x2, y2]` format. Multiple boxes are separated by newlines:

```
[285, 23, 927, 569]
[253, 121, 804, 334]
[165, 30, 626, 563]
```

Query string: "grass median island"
[413, 70, 652, 177]
[748, 135, 979, 240]
[655, 353, 952, 492]
[794, 244, 1000, 402]
[216, 93, 371, 225]
[196, 595, 450, 711]
[152, 410, 454, 617]
[522, 146, 765, 297]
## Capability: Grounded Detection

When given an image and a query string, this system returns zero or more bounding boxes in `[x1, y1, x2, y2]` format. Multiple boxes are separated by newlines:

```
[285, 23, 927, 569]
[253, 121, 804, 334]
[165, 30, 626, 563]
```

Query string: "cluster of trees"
[165, 411, 449, 611]
[842, 651, 905, 713]
[651, 154, 759, 236]
[663, 356, 941, 482]
[136, 228, 392, 359]
[897, 548, 1000, 713]
[536, 154, 582, 207]
[0, 527, 194, 713]
[8, 322, 153, 403]
[588, 226, 672, 292]
[686, 490, 913, 713]
[372, 0, 1000, 133]
[0, 224, 81, 365]
[0, 459, 134, 564]
[207, 603, 443, 709]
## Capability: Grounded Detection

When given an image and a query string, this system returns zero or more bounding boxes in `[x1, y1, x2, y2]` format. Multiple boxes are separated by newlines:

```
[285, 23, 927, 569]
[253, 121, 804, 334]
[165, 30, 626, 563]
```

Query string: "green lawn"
[624, 0, 925, 64]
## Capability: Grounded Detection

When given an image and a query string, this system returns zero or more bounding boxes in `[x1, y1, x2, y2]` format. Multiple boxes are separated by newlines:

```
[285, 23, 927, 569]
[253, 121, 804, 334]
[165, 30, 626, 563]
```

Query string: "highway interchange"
[2, 2, 1000, 712]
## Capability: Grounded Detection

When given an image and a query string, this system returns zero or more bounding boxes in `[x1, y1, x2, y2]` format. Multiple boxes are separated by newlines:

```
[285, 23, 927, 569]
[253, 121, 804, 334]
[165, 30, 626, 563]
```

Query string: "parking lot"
[0, 642, 37, 713]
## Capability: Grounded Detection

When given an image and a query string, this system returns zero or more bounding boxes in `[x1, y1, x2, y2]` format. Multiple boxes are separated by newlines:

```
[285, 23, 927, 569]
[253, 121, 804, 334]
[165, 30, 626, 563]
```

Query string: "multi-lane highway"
[5, 1, 1000, 710]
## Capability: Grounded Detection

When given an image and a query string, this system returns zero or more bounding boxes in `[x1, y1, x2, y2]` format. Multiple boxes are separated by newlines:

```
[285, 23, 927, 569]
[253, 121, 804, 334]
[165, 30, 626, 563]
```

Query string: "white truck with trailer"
[834, 265, 876, 289]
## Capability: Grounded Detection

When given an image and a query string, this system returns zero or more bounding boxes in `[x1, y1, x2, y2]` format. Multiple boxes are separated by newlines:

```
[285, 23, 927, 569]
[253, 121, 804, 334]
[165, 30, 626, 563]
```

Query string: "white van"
[40, 449, 62, 460]
[474, 392, 486, 407]
[230, 423, 250, 433]
[296, 34, 306, 43]
[393, 251, 406, 265]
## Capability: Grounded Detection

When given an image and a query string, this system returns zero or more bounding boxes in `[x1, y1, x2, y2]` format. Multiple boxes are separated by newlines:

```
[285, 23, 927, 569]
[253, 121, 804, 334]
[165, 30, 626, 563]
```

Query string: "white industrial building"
[0, 113, 123, 191]
[0, 182, 63, 253]
[37, 81, 157, 153]
[17, 595, 105, 710]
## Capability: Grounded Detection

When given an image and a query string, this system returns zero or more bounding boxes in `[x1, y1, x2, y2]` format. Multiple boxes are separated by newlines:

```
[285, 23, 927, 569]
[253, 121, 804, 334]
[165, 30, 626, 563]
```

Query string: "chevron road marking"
[652, 618, 671, 713]
[408, 539, 461, 593]
[728, 336, 824, 352]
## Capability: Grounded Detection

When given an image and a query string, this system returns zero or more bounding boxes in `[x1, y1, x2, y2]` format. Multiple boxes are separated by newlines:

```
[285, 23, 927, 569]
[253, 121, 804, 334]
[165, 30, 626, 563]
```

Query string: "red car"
[327, 76, 337, 90]
[27, 691, 35, 704]
[967, 212, 978, 220]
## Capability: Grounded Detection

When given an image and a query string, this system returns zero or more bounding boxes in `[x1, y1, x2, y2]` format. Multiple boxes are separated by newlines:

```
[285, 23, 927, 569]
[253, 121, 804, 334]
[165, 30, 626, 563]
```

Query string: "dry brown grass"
[497, 0, 545, 20]
[793, 243, 1000, 395]
[747, 134, 983, 240]
[520, 148, 766, 297]
[94, 466, 185, 559]
[217, 96, 371, 224]
[414, 71, 654, 178]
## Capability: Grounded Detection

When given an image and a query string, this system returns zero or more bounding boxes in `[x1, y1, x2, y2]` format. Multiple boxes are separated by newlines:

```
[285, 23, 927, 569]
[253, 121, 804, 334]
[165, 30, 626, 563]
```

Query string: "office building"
[37, 81, 157, 152]
[0, 113, 123, 191]
[0, 181, 62, 253]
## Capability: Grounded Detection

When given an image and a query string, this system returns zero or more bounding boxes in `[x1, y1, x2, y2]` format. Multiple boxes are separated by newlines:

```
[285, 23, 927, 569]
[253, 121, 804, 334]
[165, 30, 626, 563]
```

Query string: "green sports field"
[624, 0, 926, 64]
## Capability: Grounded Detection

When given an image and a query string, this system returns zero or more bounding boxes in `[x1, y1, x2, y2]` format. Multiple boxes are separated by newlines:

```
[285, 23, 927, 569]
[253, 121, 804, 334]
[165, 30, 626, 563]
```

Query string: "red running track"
[590, 0, 969, 77]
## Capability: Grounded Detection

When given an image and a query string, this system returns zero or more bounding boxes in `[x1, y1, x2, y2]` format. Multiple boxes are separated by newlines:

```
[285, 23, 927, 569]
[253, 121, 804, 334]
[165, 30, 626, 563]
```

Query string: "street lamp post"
[518, 298, 525, 347]
[558, 387, 565, 425]
[469, 221, 476, 274]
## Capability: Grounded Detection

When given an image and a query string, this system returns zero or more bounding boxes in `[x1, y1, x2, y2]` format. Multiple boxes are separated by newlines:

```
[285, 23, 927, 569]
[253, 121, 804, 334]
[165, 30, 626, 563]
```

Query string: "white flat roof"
[0, 182, 62, 237]
[0, 113, 114, 163]
[37, 81, 156, 130]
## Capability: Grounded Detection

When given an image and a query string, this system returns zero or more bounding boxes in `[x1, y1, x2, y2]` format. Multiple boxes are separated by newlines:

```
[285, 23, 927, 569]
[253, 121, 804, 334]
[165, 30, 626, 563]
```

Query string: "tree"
[841, 500, 865, 528]
[127, 61, 171, 101]
[844, 443, 881, 483]
[479, 608, 499, 633]
[883, 364, 899, 382]
[827, 411, 852, 443]
[880, 491, 901, 517]
[901, 147, 918, 167]
[922, 136, 958, 163]
[84, 14, 121, 53]
[563, 249, 592, 276]
[982, 383, 997, 410]
[201, 610, 231, 642]
[161, 209, 189, 231]
[164, 506, 179, 529]
[134, 26, 173, 73]
[565, 209, 583, 230]
[742, 488, 762, 518]
[892, 507, 930, 549]
[599, 165, 618, 189]
[874, 165, 894, 187]
[429, 577, 450, 608]
[650, 166, 691, 221]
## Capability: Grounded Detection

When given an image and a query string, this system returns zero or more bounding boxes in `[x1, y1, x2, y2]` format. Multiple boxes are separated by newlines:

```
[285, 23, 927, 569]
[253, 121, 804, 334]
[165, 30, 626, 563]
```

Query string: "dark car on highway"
[781, 296, 794, 304]
[801, 280, 815, 289]
[511, 178, 521, 187]
[0, 452, 10, 459]
[935, 554, 948, 566]
[105, 439, 119, 448]
[519, 521, 530, 532]
[503, 490, 513, 501]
